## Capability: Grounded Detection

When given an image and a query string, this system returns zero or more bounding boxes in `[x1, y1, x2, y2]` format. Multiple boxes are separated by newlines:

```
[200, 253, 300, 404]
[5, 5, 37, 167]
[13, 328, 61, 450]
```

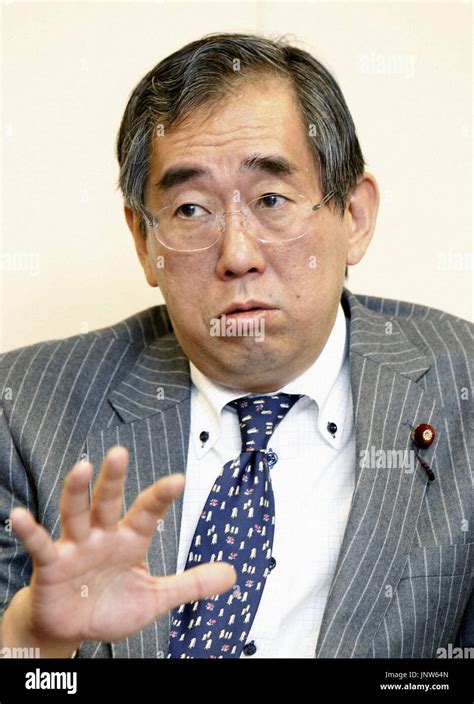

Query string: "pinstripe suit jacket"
[0, 288, 472, 658]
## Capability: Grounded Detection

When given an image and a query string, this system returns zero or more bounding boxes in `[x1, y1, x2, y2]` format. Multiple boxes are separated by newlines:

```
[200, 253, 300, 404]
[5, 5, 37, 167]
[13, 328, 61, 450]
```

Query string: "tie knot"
[228, 392, 301, 452]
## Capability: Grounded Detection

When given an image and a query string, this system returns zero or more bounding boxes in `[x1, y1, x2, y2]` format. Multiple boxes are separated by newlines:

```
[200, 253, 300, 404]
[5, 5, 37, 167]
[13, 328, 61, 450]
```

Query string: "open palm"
[10, 446, 236, 646]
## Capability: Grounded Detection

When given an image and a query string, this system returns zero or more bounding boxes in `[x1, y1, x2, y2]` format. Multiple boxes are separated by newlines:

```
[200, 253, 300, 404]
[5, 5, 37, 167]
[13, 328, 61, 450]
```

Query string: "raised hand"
[2, 446, 236, 654]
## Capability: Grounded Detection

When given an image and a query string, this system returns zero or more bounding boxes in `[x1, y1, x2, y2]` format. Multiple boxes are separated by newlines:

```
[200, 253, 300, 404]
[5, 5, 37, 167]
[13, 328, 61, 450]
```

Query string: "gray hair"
[116, 32, 366, 235]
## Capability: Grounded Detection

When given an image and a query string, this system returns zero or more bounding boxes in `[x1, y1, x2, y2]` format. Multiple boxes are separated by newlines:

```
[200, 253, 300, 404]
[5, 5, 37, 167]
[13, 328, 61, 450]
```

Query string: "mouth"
[219, 300, 277, 319]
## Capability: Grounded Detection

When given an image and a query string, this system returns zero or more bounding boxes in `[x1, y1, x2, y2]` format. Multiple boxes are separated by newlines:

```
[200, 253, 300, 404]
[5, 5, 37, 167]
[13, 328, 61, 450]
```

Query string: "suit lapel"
[316, 290, 446, 657]
[85, 331, 191, 658]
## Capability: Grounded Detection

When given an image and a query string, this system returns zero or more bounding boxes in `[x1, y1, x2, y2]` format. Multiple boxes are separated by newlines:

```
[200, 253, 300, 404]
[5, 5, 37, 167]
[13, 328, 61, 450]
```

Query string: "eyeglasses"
[141, 190, 335, 252]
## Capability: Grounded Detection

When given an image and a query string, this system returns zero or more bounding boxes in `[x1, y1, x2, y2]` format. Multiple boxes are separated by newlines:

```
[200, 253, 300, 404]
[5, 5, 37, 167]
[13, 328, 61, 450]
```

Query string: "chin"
[225, 345, 283, 371]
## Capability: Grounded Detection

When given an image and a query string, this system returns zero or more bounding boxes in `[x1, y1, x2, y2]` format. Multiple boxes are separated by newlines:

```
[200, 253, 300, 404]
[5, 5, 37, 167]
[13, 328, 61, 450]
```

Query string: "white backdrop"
[1, 0, 472, 352]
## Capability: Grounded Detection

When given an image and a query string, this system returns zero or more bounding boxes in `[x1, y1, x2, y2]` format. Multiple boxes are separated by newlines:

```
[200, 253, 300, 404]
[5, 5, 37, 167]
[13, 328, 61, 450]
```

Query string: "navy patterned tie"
[168, 392, 301, 658]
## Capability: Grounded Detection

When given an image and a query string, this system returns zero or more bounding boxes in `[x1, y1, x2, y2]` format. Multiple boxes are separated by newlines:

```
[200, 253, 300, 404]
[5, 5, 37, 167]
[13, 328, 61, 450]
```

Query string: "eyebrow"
[153, 153, 299, 191]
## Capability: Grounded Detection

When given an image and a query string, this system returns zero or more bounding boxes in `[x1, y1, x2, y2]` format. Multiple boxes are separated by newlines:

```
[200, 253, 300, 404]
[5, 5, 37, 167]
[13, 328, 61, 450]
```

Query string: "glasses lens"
[147, 193, 315, 250]
[152, 204, 221, 251]
[247, 193, 312, 242]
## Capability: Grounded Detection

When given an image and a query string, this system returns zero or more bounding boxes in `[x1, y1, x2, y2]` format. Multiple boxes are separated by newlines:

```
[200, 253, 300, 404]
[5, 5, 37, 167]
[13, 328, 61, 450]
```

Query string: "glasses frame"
[141, 190, 335, 253]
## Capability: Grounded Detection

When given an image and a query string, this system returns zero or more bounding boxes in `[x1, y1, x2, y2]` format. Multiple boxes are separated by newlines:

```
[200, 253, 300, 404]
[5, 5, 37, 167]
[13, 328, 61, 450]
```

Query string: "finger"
[60, 459, 94, 542]
[152, 562, 237, 615]
[90, 445, 129, 530]
[120, 473, 185, 539]
[10, 507, 58, 567]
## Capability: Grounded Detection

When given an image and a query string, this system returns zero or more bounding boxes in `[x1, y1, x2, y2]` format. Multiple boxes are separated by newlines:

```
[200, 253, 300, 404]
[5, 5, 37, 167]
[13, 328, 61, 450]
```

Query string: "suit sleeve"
[0, 403, 35, 616]
[454, 588, 474, 648]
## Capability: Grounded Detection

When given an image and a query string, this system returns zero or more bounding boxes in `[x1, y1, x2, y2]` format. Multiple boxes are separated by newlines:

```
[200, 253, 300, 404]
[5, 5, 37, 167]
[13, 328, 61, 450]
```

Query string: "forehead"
[148, 79, 316, 184]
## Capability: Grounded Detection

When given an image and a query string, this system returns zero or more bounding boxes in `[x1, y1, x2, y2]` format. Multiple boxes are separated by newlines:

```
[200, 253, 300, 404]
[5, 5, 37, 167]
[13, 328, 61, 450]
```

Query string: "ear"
[124, 205, 159, 288]
[345, 173, 379, 266]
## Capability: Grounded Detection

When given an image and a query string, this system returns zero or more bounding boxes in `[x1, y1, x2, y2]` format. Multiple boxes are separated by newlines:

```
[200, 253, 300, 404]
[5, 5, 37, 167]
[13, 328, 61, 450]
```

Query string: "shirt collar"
[277, 303, 348, 408]
[190, 303, 349, 457]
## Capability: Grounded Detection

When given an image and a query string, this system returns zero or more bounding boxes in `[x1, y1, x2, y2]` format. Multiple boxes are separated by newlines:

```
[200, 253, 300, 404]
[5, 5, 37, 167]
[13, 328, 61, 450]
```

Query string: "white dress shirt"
[176, 303, 355, 658]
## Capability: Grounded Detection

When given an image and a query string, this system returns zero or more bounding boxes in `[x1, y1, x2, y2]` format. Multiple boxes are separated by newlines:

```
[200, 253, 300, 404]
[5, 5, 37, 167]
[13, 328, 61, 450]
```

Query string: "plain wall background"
[1, 0, 472, 352]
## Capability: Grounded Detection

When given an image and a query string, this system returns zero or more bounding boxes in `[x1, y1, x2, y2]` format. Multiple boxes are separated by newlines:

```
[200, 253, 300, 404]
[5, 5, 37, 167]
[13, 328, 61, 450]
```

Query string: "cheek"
[273, 240, 325, 285]
[155, 251, 211, 293]
[299, 228, 334, 268]
[154, 255, 215, 328]
[271, 237, 342, 313]
[302, 230, 346, 280]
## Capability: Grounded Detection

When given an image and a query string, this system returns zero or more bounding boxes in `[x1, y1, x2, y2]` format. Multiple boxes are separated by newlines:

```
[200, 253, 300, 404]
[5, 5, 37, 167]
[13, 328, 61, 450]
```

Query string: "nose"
[215, 210, 266, 280]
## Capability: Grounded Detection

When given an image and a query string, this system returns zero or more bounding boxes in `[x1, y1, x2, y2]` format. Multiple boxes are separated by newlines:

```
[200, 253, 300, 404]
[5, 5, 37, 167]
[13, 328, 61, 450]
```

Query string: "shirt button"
[327, 421, 338, 437]
[242, 641, 257, 656]
[268, 557, 277, 570]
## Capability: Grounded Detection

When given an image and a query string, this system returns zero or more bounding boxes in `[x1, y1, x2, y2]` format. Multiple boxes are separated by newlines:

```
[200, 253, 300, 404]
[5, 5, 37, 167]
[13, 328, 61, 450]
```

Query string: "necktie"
[168, 392, 301, 658]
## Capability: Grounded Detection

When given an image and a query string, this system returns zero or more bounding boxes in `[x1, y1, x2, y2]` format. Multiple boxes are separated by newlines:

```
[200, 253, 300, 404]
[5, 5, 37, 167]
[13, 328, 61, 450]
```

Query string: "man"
[0, 33, 472, 659]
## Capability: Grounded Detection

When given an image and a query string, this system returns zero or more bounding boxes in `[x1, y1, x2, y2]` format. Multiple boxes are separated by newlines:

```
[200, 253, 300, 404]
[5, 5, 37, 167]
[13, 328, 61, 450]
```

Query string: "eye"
[175, 203, 209, 219]
[255, 193, 288, 209]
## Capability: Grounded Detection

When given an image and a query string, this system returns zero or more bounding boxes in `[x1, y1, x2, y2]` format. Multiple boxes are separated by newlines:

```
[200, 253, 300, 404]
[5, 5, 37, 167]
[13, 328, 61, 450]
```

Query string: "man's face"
[129, 78, 376, 392]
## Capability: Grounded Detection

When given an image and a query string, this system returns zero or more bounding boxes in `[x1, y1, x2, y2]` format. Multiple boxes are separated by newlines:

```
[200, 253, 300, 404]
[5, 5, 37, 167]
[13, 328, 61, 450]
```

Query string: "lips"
[220, 300, 275, 318]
